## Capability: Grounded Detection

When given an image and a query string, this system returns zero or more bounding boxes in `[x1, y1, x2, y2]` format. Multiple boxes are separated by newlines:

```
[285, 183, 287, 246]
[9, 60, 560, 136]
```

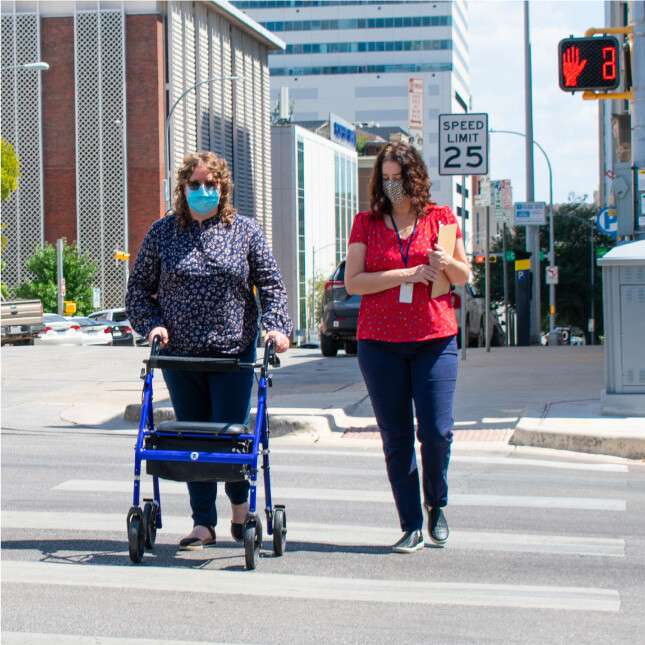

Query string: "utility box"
[598, 240, 645, 416]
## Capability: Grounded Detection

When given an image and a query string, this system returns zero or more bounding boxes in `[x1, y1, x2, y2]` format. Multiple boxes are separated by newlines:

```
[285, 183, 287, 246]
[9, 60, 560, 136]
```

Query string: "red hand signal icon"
[562, 46, 587, 87]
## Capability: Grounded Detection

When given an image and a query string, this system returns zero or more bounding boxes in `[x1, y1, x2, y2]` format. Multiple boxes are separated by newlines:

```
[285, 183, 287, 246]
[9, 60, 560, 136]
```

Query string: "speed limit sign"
[438, 113, 488, 176]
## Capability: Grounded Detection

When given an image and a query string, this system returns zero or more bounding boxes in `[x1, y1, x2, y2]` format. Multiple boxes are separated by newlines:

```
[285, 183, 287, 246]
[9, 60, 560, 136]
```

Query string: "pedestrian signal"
[558, 36, 620, 92]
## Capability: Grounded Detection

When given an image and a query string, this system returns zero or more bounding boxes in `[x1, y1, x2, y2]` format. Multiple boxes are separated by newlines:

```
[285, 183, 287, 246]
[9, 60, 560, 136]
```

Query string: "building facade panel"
[1, 9, 44, 289]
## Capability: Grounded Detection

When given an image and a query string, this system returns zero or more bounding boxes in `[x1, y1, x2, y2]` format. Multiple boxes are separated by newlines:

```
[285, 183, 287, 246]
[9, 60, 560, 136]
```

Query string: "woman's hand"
[427, 244, 451, 282]
[148, 326, 169, 347]
[266, 330, 290, 353]
[404, 263, 436, 285]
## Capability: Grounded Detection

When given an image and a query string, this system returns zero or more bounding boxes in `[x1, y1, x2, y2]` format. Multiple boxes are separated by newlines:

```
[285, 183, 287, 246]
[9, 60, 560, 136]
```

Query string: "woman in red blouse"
[345, 142, 470, 554]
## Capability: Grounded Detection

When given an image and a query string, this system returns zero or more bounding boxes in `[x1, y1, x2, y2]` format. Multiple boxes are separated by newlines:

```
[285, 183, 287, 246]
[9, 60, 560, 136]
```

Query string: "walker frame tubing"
[131, 339, 277, 536]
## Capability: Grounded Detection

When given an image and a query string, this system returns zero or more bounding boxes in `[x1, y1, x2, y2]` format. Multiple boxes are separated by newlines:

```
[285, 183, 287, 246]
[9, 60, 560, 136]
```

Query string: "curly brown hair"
[171, 151, 237, 228]
[368, 142, 434, 219]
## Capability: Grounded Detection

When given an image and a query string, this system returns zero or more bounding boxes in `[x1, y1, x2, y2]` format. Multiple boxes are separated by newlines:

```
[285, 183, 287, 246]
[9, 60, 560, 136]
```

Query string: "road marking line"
[0, 561, 620, 612]
[273, 449, 629, 472]
[0, 633, 213, 645]
[50, 480, 627, 511]
[0, 511, 625, 557]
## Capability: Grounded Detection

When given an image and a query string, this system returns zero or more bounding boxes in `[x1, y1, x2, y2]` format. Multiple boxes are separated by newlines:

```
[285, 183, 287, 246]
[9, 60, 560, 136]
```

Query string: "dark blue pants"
[162, 341, 256, 528]
[357, 337, 457, 532]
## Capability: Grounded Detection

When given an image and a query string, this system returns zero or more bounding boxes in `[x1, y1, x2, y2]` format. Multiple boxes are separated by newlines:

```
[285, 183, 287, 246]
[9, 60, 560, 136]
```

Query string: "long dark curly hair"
[171, 151, 237, 228]
[369, 142, 434, 219]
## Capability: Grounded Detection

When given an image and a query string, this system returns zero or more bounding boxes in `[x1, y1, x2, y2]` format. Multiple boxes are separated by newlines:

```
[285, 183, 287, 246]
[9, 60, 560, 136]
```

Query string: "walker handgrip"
[150, 334, 163, 358]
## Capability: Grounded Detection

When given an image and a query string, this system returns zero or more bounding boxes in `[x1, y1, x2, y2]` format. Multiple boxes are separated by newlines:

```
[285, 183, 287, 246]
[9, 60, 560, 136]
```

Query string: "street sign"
[546, 265, 559, 285]
[492, 180, 512, 223]
[514, 202, 546, 226]
[93, 287, 101, 308]
[479, 177, 491, 206]
[597, 207, 617, 236]
[438, 113, 488, 176]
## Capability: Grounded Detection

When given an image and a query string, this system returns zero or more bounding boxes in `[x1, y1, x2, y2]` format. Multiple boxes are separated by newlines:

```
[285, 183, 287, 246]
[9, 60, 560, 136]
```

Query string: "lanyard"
[390, 215, 418, 268]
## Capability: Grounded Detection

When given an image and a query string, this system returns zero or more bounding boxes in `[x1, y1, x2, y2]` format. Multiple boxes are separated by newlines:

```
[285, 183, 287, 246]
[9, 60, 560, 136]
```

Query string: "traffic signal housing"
[114, 250, 130, 261]
[558, 36, 620, 92]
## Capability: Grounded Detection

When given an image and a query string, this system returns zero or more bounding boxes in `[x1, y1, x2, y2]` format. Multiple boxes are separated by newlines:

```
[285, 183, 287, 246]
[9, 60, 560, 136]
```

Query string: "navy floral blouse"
[125, 213, 292, 356]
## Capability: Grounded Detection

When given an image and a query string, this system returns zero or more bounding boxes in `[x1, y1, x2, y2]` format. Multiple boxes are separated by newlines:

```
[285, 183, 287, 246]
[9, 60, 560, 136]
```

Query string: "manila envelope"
[430, 223, 457, 299]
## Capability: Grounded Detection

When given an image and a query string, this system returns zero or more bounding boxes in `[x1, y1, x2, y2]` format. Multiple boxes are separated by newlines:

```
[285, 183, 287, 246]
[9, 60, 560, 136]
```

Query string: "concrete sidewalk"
[3, 344, 642, 459]
[117, 345, 645, 460]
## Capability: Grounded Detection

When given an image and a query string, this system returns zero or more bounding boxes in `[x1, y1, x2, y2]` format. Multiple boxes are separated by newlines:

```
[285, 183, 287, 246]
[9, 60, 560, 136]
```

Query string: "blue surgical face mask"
[186, 184, 220, 216]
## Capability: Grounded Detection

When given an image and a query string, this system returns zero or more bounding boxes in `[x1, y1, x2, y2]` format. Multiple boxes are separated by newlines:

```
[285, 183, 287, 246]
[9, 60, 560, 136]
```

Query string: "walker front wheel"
[272, 507, 287, 556]
[127, 508, 145, 564]
[244, 521, 262, 570]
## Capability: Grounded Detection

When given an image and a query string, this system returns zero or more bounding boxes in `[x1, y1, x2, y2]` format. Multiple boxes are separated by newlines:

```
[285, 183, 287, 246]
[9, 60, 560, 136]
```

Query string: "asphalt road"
[2, 345, 645, 643]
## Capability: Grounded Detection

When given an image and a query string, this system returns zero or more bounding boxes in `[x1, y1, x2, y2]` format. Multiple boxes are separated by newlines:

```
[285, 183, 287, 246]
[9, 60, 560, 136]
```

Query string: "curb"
[510, 416, 645, 460]
[123, 404, 330, 439]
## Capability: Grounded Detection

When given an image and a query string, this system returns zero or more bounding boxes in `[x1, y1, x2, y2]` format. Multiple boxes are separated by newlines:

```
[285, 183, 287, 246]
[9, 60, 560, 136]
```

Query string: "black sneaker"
[426, 506, 449, 545]
[392, 530, 424, 553]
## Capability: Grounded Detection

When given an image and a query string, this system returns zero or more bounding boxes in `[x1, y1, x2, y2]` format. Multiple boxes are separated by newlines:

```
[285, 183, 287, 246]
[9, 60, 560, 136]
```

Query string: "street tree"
[472, 199, 615, 341]
[14, 239, 98, 315]
[1, 138, 21, 297]
[1, 137, 20, 202]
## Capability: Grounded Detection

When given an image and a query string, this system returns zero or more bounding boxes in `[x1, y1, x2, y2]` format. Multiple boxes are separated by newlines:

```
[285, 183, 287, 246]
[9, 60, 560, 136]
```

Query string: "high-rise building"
[233, 0, 472, 225]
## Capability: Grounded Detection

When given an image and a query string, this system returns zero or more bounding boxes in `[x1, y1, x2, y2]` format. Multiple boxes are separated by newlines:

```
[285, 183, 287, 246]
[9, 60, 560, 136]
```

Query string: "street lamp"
[489, 129, 555, 332]
[163, 75, 242, 211]
[311, 242, 337, 343]
[1, 61, 49, 71]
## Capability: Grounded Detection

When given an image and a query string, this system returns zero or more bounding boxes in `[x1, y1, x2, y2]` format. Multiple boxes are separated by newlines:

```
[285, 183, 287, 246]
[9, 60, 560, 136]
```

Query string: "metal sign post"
[439, 113, 489, 360]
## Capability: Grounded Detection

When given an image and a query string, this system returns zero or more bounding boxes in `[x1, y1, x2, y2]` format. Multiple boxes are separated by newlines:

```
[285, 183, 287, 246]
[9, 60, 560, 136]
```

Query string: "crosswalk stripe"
[0, 633, 218, 645]
[0, 511, 624, 557]
[51, 479, 627, 511]
[274, 449, 629, 472]
[0, 561, 621, 612]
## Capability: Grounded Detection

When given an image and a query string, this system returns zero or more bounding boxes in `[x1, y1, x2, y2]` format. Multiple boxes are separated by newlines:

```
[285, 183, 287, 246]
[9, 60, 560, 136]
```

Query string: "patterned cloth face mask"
[382, 179, 408, 206]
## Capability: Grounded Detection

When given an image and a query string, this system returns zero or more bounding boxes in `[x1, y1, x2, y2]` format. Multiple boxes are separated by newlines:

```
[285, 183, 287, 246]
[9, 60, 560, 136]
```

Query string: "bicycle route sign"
[438, 113, 488, 176]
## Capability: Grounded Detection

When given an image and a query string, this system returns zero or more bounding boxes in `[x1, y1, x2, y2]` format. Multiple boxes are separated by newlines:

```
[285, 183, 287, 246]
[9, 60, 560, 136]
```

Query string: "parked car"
[35, 313, 83, 346]
[88, 307, 146, 345]
[87, 307, 129, 323]
[92, 319, 136, 346]
[1, 298, 45, 346]
[319, 261, 360, 357]
[65, 316, 113, 346]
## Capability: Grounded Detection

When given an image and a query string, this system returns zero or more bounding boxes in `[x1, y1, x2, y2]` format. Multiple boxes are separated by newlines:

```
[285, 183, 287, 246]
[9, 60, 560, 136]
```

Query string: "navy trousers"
[357, 336, 457, 532]
[162, 340, 256, 528]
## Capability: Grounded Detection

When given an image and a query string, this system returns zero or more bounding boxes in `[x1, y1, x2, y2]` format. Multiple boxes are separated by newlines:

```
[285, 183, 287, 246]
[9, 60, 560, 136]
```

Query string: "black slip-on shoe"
[392, 530, 424, 553]
[426, 506, 449, 545]
[231, 522, 244, 542]
[178, 524, 216, 550]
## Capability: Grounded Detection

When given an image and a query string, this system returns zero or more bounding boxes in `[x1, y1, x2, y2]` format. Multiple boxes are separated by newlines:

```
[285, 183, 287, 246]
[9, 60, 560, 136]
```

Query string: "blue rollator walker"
[126, 336, 286, 569]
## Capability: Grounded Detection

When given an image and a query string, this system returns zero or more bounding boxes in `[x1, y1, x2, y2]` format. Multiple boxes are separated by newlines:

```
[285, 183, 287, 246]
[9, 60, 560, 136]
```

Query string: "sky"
[468, 0, 605, 206]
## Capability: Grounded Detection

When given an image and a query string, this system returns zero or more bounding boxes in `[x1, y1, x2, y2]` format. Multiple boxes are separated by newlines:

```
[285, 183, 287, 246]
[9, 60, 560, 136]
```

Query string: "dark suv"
[320, 261, 360, 357]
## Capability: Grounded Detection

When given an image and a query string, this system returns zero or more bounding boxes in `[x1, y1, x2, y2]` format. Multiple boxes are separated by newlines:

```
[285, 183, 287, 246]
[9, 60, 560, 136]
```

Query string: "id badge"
[399, 283, 414, 304]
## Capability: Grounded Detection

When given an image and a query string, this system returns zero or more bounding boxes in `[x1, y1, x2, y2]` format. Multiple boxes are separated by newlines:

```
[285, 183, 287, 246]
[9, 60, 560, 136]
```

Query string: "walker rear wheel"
[244, 521, 262, 570]
[272, 507, 287, 556]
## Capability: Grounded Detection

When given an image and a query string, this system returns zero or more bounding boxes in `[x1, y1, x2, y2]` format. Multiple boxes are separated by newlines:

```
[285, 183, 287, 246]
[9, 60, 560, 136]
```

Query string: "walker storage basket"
[144, 421, 252, 482]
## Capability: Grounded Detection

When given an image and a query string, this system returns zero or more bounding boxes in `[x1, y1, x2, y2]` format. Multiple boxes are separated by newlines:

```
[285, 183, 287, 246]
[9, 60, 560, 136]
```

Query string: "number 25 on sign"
[438, 113, 488, 176]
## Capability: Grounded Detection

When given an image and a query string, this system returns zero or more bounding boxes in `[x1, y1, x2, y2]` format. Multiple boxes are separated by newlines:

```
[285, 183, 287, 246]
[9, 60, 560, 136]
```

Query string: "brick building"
[1, 0, 283, 308]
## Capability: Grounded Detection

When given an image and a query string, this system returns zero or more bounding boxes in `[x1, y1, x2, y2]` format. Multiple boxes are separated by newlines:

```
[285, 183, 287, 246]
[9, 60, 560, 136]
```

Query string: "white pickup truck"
[1, 298, 45, 345]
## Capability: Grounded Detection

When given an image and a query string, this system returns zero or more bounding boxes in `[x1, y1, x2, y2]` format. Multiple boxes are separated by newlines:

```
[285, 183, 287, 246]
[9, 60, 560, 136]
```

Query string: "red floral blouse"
[348, 205, 462, 343]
